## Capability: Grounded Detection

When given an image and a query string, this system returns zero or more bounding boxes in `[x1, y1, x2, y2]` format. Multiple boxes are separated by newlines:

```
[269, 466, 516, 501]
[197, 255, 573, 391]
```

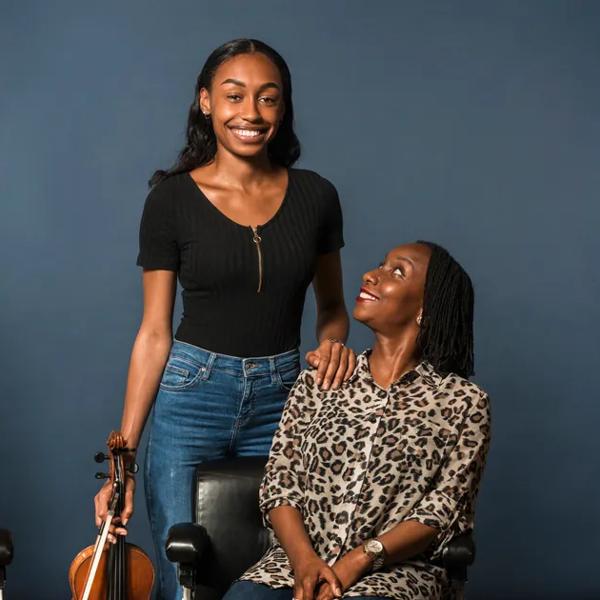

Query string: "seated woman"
[224, 241, 491, 600]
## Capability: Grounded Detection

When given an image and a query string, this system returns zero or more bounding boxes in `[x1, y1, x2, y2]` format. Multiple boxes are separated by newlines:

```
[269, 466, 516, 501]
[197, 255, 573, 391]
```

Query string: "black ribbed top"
[136, 168, 344, 357]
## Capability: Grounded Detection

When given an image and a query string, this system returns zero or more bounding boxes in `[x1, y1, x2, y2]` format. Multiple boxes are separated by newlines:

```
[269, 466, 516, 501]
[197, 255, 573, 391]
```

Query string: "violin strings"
[119, 535, 124, 599]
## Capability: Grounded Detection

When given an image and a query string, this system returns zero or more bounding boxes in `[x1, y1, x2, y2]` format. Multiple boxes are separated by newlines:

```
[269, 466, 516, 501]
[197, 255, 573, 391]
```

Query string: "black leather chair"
[166, 457, 475, 600]
[0, 529, 14, 600]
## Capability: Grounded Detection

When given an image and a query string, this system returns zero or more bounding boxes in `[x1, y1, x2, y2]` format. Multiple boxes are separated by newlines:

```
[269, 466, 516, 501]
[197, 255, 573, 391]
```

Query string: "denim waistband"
[170, 339, 300, 378]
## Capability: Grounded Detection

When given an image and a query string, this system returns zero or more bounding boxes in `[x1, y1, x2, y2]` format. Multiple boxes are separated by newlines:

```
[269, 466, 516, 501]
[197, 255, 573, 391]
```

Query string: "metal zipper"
[251, 226, 263, 293]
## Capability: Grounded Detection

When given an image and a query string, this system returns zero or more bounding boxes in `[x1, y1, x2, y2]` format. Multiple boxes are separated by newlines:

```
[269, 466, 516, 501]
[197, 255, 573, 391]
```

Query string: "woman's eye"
[259, 96, 277, 105]
[393, 267, 404, 277]
[227, 94, 242, 102]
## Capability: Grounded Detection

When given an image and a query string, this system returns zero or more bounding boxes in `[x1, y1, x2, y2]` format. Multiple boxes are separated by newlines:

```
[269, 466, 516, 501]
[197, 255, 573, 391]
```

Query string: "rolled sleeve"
[405, 391, 491, 556]
[259, 370, 319, 526]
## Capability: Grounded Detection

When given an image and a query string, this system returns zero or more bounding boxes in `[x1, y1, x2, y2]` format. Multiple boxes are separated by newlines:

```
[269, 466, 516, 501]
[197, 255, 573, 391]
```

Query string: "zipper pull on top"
[250, 226, 264, 294]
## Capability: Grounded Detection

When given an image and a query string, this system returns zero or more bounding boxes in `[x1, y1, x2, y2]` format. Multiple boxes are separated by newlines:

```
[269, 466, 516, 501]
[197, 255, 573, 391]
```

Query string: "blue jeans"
[224, 581, 390, 600]
[144, 340, 300, 600]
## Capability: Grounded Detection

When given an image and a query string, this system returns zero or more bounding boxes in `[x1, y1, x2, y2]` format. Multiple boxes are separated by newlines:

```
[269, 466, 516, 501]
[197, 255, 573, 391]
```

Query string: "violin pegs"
[95, 472, 109, 480]
[94, 452, 108, 463]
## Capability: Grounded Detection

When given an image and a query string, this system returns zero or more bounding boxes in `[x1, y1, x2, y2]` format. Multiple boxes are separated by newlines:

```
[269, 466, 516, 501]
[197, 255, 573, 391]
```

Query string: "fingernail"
[317, 377, 322, 385]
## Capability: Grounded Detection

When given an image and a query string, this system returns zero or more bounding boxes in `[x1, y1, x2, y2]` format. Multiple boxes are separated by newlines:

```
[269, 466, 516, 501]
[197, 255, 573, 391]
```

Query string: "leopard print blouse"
[240, 351, 491, 599]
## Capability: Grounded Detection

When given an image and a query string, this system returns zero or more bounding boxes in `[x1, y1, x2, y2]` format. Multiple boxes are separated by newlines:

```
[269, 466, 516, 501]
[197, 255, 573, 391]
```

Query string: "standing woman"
[94, 39, 355, 600]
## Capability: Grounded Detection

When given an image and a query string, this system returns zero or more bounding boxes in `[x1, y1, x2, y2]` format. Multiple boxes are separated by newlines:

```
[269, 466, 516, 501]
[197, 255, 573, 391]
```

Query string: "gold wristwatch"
[362, 538, 386, 571]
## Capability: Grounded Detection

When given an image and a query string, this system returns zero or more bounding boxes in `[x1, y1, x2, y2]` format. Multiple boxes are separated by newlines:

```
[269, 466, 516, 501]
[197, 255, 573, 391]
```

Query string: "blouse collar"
[349, 349, 443, 389]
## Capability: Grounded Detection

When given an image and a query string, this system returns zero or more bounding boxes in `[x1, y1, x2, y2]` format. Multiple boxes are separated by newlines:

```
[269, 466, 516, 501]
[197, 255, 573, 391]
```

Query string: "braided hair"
[416, 241, 475, 378]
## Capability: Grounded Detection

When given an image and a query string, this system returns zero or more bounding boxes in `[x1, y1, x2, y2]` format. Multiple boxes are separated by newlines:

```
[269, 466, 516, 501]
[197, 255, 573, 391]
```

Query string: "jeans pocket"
[159, 354, 204, 390]
[276, 363, 301, 393]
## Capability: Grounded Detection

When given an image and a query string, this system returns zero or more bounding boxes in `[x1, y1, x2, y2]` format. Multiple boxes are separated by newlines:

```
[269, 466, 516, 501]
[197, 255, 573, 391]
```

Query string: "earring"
[416, 315, 422, 326]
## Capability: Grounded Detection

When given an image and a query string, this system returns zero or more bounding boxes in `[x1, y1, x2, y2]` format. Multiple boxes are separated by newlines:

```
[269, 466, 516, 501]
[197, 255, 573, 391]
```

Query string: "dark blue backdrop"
[1, 1, 598, 598]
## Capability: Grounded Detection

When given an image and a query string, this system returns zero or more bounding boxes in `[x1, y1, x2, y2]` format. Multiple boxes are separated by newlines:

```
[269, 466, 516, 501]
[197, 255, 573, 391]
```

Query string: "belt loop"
[202, 352, 216, 381]
[243, 358, 251, 378]
[270, 356, 278, 385]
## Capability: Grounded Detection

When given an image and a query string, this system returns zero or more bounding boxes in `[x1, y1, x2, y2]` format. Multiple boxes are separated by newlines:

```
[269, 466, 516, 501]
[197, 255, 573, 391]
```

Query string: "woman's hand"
[93, 473, 136, 544]
[315, 549, 371, 600]
[305, 339, 356, 390]
[292, 553, 343, 600]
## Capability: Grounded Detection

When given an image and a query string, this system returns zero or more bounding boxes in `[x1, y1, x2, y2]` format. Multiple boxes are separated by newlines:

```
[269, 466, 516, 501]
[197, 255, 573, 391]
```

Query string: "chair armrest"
[0, 530, 13, 567]
[165, 523, 210, 590]
[166, 522, 210, 564]
[441, 532, 475, 583]
[0, 529, 13, 590]
[166, 523, 210, 590]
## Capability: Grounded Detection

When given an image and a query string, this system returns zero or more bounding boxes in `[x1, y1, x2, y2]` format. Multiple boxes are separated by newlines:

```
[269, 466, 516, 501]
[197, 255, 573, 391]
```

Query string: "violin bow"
[80, 489, 119, 600]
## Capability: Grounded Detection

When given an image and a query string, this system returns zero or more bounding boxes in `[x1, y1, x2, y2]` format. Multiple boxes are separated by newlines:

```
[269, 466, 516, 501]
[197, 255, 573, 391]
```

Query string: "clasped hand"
[293, 550, 366, 600]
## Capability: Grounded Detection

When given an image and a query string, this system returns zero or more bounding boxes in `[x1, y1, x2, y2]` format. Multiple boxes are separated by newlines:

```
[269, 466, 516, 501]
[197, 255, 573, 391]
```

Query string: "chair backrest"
[193, 456, 271, 597]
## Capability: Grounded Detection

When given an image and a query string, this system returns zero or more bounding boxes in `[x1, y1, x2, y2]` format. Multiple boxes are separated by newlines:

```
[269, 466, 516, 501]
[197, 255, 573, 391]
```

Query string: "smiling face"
[353, 243, 432, 335]
[199, 52, 285, 161]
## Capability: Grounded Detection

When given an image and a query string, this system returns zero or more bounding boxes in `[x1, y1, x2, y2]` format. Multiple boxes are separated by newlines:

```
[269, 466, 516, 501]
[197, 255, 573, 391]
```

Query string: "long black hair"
[149, 39, 301, 187]
[416, 241, 475, 378]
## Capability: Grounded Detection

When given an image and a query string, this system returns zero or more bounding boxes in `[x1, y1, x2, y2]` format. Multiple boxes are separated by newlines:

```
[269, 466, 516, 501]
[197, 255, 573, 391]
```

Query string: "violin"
[69, 432, 155, 599]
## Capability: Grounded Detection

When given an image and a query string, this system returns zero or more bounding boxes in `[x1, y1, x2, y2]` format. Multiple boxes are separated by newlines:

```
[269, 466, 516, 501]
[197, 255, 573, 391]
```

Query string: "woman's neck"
[369, 333, 420, 390]
[209, 146, 277, 191]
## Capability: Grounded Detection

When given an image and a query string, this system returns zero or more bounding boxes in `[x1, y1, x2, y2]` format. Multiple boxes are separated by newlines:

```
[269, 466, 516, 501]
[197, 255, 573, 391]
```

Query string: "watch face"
[366, 539, 384, 555]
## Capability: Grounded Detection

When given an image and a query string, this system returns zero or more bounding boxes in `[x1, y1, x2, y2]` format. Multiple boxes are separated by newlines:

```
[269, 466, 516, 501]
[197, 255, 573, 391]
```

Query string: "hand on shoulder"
[305, 339, 357, 391]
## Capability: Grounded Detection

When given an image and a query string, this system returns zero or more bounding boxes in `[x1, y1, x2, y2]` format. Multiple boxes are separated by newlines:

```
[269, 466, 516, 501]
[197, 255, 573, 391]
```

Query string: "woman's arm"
[120, 270, 177, 447]
[259, 372, 342, 599]
[94, 269, 176, 534]
[270, 506, 342, 600]
[307, 251, 355, 390]
[313, 251, 348, 343]
[269, 506, 316, 567]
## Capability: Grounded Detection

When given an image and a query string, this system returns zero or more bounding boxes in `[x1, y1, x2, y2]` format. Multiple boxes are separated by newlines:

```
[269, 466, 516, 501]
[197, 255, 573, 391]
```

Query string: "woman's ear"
[199, 88, 211, 116]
